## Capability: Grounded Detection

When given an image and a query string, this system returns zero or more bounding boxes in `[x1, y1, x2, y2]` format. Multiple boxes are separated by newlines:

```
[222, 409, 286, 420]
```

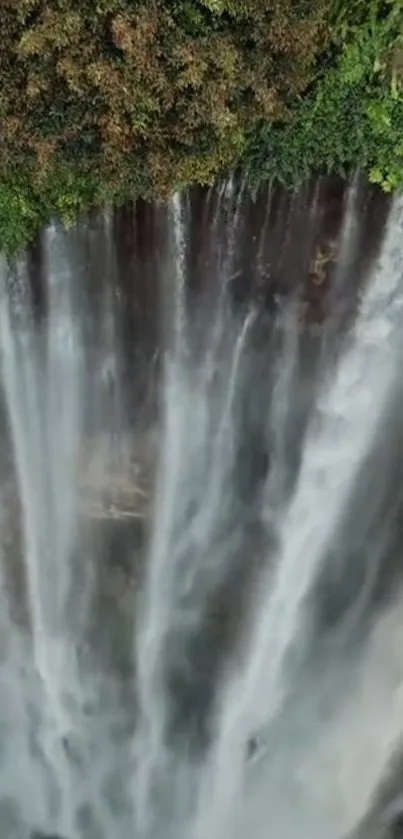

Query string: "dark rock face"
[21, 176, 390, 432]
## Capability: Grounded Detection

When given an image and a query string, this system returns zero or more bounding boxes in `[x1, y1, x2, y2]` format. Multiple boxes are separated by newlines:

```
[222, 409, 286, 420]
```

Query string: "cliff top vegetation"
[0, 0, 402, 252]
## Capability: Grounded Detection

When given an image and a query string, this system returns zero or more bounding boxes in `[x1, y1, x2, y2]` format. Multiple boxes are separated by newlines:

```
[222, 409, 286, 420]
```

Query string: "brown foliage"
[0, 0, 331, 196]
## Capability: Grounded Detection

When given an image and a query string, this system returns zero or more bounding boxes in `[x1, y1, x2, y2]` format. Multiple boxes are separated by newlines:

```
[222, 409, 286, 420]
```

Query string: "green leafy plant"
[0, 0, 331, 252]
[243, 0, 403, 193]
[0, 0, 402, 254]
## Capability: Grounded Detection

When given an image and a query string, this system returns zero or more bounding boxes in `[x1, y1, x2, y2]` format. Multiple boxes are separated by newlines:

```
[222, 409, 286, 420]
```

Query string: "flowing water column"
[293, 592, 403, 839]
[202, 176, 246, 386]
[263, 301, 301, 510]
[196, 307, 256, 538]
[133, 190, 193, 838]
[134, 185, 239, 836]
[333, 171, 361, 290]
[134, 184, 256, 839]
[171, 192, 188, 356]
[256, 184, 273, 284]
[0, 507, 51, 833]
[45, 226, 82, 620]
[0, 227, 84, 837]
[193, 193, 403, 839]
[0, 255, 72, 831]
[321, 172, 363, 364]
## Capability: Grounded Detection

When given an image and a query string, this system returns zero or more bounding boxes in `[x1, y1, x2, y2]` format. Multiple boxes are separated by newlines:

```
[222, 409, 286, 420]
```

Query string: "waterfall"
[0, 225, 127, 838]
[0, 241, 80, 837]
[191, 194, 403, 839]
[170, 193, 188, 356]
[0, 179, 402, 839]
[334, 171, 362, 287]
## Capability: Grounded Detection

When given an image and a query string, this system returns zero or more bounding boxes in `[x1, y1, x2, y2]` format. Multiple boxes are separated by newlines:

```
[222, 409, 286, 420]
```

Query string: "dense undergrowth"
[245, 0, 403, 192]
[0, 0, 402, 252]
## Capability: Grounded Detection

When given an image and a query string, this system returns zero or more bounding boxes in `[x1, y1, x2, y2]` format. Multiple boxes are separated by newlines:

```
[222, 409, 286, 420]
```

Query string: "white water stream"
[0, 184, 402, 839]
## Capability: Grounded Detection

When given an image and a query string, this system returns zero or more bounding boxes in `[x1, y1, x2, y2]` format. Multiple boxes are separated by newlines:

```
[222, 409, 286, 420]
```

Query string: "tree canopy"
[0, 0, 402, 252]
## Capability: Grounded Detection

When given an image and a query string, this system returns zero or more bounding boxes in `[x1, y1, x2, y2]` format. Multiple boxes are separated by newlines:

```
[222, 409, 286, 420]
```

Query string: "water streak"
[0, 180, 401, 839]
[190, 194, 403, 839]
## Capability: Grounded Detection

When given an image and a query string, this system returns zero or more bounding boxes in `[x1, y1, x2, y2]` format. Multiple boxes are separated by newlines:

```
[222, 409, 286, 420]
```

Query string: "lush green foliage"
[0, 0, 329, 251]
[0, 0, 402, 252]
[244, 0, 403, 191]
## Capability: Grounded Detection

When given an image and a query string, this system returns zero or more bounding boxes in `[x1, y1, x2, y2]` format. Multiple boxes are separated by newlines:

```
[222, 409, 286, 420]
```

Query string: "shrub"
[243, 0, 403, 192]
[0, 0, 402, 253]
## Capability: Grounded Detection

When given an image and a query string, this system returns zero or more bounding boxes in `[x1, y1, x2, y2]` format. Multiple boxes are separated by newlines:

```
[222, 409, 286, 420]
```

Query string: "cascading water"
[191, 193, 403, 839]
[0, 179, 402, 839]
[0, 230, 84, 838]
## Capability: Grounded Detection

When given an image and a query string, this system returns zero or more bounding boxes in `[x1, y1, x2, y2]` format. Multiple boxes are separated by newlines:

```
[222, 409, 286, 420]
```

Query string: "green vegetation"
[244, 0, 403, 193]
[0, 0, 402, 252]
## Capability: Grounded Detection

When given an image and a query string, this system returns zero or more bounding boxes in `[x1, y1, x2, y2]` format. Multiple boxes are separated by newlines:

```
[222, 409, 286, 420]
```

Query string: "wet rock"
[308, 240, 338, 286]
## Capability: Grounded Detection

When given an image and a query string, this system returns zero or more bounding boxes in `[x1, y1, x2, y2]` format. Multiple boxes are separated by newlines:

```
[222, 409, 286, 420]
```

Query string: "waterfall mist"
[0, 178, 402, 839]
